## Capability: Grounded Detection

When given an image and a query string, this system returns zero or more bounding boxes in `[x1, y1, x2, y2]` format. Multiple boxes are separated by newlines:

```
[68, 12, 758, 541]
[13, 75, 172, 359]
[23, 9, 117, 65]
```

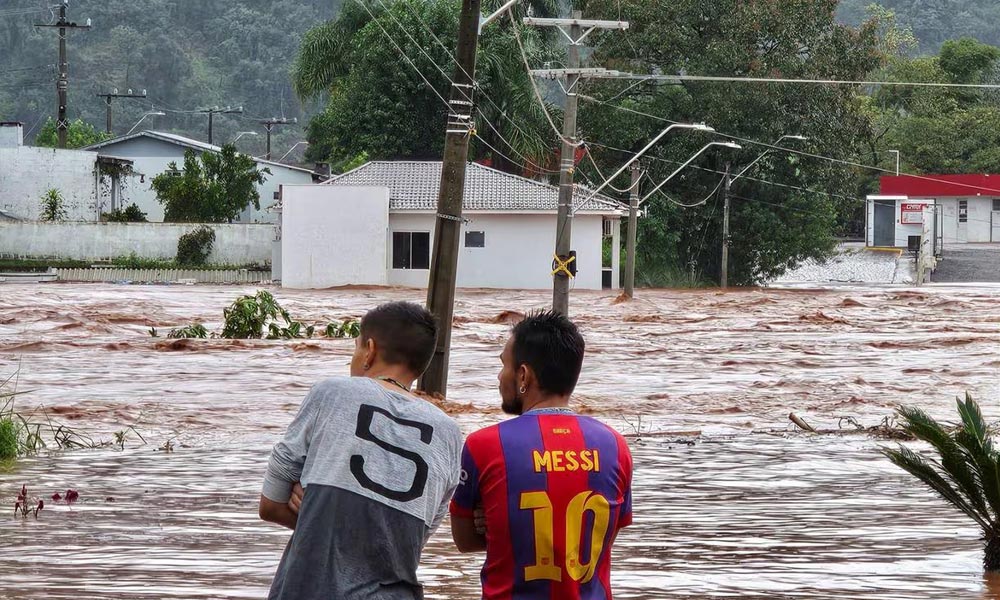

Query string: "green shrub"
[167, 323, 209, 339]
[324, 319, 360, 338]
[112, 253, 175, 270]
[222, 290, 288, 339]
[176, 225, 216, 266]
[0, 417, 18, 461]
[104, 203, 148, 223]
[39, 188, 67, 222]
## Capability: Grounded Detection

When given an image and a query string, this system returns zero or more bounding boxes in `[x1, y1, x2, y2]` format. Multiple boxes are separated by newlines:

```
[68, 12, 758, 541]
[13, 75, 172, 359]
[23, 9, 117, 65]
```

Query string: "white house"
[867, 174, 1000, 247]
[0, 122, 134, 221]
[84, 131, 317, 224]
[278, 161, 627, 290]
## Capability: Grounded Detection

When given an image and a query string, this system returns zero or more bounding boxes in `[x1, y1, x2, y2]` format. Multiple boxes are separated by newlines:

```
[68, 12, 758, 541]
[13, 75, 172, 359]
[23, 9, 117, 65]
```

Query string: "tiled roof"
[323, 161, 625, 214]
[84, 131, 317, 176]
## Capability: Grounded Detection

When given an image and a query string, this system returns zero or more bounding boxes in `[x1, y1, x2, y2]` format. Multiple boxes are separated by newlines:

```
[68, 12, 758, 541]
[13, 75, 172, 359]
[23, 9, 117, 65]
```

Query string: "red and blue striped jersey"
[451, 411, 633, 600]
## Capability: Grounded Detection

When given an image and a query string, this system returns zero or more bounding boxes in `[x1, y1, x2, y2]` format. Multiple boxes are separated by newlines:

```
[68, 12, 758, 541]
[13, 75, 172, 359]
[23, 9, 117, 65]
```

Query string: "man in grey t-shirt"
[259, 302, 462, 600]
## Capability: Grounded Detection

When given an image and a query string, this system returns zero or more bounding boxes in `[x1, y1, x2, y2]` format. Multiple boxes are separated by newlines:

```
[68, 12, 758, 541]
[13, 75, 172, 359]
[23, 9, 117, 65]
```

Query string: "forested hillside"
[0, 0, 338, 159]
[837, 0, 1000, 52]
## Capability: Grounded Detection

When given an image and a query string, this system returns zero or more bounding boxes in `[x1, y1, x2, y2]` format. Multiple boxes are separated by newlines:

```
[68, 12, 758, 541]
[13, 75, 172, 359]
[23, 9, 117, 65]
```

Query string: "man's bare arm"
[259, 494, 298, 530]
[451, 514, 487, 553]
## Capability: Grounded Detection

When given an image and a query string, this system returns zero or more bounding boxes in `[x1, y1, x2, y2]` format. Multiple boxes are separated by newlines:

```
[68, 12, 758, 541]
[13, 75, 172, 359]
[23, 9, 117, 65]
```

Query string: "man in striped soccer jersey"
[450, 311, 633, 599]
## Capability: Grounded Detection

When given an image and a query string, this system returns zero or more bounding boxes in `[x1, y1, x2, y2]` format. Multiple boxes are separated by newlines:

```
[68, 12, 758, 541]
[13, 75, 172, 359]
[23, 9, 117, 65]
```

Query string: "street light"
[583, 122, 715, 203]
[126, 111, 165, 135]
[233, 131, 258, 143]
[639, 141, 742, 205]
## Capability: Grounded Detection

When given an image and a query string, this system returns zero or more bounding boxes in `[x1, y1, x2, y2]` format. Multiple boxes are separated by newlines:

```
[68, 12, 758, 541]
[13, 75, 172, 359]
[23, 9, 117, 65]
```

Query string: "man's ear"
[518, 363, 534, 391]
[364, 337, 377, 369]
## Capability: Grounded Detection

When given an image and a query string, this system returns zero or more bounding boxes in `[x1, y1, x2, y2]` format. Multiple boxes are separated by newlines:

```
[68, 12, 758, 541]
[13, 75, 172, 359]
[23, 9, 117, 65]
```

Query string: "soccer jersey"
[451, 410, 633, 600]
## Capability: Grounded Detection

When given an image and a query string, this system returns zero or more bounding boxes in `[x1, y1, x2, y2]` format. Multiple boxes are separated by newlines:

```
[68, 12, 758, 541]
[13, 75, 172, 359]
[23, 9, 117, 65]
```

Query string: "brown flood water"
[0, 283, 998, 598]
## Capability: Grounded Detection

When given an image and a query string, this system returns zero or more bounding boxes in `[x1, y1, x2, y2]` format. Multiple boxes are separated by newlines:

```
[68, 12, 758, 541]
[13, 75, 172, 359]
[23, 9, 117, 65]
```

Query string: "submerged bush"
[176, 225, 216, 266]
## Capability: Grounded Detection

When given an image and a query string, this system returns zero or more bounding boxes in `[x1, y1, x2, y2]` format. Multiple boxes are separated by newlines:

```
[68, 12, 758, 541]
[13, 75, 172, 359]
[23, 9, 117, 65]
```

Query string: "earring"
[518, 385, 526, 394]
[363, 363, 370, 370]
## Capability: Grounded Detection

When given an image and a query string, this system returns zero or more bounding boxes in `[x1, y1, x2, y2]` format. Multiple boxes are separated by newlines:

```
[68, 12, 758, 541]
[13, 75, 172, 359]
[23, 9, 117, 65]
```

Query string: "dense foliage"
[176, 225, 217, 266]
[151, 145, 270, 223]
[838, 0, 1000, 52]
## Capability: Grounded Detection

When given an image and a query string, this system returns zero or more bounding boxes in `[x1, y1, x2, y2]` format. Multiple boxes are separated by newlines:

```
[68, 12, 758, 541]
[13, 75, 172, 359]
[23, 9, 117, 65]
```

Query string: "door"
[874, 201, 895, 247]
[992, 211, 1000, 242]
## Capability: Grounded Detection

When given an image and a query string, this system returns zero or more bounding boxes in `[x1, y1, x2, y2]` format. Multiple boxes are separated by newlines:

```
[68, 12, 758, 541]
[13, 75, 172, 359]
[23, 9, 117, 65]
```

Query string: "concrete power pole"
[198, 106, 244, 145]
[259, 118, 297, 161]
[624, 161, 640, 298]
[721, 162, 732, 288]
[419, 0, 483, 397]
[525, 14, 629, 315]
[36, 1, 90, 149]
[96, 89, 147, 134]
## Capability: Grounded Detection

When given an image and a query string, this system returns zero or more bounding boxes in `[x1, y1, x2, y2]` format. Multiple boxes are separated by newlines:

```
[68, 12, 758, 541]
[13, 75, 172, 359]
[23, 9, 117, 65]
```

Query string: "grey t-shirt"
[262, 377, 463, 600]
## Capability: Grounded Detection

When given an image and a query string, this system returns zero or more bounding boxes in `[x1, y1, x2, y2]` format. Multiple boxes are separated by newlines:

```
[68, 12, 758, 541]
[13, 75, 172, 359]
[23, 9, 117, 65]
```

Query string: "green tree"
[578, 0, 886, 285]
[293, 0, 556, 173]
[151, 145, 270, 223]
[35, 118, 110, 149]
[882, 395, 1000, 571]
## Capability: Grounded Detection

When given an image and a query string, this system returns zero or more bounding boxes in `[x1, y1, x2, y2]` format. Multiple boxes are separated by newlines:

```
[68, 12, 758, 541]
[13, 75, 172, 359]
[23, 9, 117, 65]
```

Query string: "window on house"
[959, 200, 968, 223]
[465, 231, 485, 248]
[392, 231, 430, 269]
[993, 199, 1000, 211]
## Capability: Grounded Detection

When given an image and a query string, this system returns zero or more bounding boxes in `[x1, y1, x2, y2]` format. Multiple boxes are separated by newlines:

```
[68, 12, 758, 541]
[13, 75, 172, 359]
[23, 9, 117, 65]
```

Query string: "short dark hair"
[511, 310, 585, 396]
[361, 302, 438, 376]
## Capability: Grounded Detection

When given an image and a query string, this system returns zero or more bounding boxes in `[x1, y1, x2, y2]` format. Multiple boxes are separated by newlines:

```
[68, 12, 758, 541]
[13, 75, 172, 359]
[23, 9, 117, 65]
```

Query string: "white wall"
[92, 137, 313, 224]
[0, 222, 273, 264]
[387, 212, 609, 290]
[280, 185, 389, 289]
[914, 197, 993, 244]
[0, 146, 99, 221]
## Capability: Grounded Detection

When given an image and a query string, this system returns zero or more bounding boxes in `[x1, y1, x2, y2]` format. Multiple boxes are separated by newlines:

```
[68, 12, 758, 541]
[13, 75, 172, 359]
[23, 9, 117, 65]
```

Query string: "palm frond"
[895, 405, 992, 522]
[881, 445, 993, 532]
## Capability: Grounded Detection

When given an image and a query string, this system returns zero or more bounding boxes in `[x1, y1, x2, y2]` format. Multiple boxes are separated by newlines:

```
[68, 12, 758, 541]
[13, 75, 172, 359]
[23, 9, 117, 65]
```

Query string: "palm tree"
[882, 394, 1000, 571]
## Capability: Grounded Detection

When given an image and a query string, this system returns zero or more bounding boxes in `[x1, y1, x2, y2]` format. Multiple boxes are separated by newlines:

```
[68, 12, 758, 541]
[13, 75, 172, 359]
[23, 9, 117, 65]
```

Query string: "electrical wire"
[578, 93, 1000, 197]
[509, 10, 584, 148]
[642, 171, 726, 208]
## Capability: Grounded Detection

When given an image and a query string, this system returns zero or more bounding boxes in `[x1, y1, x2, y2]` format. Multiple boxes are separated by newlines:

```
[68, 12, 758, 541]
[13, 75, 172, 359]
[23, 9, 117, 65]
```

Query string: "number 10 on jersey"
[520, 490, 611, 583]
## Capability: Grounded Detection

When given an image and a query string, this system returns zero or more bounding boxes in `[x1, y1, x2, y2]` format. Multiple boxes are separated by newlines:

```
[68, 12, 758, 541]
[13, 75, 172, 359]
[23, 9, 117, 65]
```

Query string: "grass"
[636, 262, 716, 289]
[0, 258, 90, 273]
[0, 256, 269, 272]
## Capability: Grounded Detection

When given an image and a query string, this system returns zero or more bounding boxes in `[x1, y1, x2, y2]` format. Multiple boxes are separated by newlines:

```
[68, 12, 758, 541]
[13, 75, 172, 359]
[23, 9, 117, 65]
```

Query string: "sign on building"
[901, 203, 929, 224]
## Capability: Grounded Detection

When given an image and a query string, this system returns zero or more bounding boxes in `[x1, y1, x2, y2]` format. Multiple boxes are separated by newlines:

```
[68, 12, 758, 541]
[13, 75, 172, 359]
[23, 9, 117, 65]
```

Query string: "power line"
[572, 71, 1000, 90]
[578, 94, 1000, 197]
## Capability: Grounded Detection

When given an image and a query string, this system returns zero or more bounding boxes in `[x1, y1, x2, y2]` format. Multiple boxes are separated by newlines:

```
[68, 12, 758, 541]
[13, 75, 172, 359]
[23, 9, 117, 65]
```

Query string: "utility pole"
[419, 0, 483, 397]
[721, 162, 732, 288]
[526, 14, 629, 315]
[624, 161, 640, 298]
[96, 88, 147, 134]
[259, 117, 297, 160]
[36, 1, 90, 149]
[198, 106, 244, 145]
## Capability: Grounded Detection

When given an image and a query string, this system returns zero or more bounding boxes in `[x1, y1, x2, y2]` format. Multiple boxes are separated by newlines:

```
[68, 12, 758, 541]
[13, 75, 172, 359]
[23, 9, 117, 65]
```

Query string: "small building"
[84, 131, 318, 224]
[277, 161, 626, 290]
[867, 174, 1000, 247]
[0, 122, 133, 222]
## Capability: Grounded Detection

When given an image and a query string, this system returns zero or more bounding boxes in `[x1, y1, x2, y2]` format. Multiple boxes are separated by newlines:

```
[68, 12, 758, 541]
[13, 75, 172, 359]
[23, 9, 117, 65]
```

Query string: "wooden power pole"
[526, 14, 629, 315]
[624, 161, 640, 298]
[36, 1, 90, 149]
[420, 0, 483, 397]
[96, 89, 147, 134]
[721, 161, 732, 288]
[259, 117, 297, 161]
[198, 106, 244, 145]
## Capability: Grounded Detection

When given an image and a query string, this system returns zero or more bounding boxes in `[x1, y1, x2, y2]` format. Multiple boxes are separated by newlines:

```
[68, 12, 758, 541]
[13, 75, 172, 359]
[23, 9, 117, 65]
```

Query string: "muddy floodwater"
[1, 283, 998, 599]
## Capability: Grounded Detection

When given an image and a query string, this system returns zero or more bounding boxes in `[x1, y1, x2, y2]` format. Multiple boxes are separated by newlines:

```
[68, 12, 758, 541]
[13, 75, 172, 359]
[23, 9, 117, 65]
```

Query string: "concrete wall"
[387, 212, 611, 290]
[0, 222, 273, 264]
[280, 185, 389, 289]
[0, 146, 99, 221]
[93, 137, 313, 224]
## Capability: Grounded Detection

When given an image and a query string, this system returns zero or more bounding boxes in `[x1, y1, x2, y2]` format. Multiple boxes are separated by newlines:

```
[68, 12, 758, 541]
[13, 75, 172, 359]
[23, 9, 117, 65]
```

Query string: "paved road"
[931, 244, 1000, 283]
